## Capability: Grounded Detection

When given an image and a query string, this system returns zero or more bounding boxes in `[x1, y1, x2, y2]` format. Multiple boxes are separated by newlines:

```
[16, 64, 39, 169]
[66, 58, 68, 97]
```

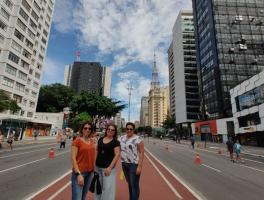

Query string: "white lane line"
[239, 164, 264, 173]
[201, 164, 222, 173]
[0, 143, 57, 152]
[0, 147, 54, 159]
[24, 170, 72, 200]
[146, 148, 206, 200]
[145, 153, 183, 199]
[0, 150, 70, 174]
[47, 181, 71, 200]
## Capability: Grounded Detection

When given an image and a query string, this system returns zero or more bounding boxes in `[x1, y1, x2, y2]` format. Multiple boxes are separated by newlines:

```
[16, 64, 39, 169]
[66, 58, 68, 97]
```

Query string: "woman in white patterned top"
[119, 122, 144, 200]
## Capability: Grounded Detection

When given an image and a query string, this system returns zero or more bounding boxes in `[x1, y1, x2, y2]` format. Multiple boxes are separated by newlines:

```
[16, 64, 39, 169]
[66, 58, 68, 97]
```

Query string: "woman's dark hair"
[104, 124, 118, 140]
[126, 122, 135, 130]
[78, 121, 94, 137]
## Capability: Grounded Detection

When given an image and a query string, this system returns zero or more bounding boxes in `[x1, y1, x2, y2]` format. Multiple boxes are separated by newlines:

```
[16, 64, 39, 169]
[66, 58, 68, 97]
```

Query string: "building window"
[27, 112, 33, 118]
[18, 71, 27, 81]
[3, 0, 13, 10]
[22, 0, 31, 12]
[15, 82, 25, 92]
[8, 52, 19, 64]
[35, 72, 40, 79]
[11, 40, 22, 53]
[1, 8, 10, 21]
[33, 81, 39, 88]
[13, 94, 22, 103]
[2, 76, 14, 88]
[0, 34, 4, 43]
[5, 64, 17, 76]
[31, 10, 39, 22]
[238, 112, 261, 127]
[14, 29, 24, 41]
[19, 8, 29, 21]
[0, 20, 7, 31]
[17, 19, 27, 31]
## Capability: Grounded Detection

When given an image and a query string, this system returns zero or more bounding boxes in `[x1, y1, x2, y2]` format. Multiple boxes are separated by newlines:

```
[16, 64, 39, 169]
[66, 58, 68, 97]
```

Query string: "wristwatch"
[75, 171, 81, 176]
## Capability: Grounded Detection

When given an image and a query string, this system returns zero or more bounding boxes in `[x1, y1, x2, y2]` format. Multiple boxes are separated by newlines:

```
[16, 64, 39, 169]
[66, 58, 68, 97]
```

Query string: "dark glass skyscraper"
[70, 62, 103, 94]
[192, 0, 264, 119]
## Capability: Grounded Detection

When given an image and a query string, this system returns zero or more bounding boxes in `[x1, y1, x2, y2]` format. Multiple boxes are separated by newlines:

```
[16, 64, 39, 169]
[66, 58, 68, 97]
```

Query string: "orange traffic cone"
[48, 148, 55, 158]
[195, 153, 201, 165]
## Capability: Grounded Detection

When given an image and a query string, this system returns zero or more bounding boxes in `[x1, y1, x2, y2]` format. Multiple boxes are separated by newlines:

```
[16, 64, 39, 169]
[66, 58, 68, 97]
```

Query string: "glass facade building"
[192, 0, 264, 119]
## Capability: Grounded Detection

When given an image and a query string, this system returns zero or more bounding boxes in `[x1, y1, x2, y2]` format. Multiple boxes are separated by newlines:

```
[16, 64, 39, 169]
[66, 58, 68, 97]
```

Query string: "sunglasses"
[126, 128, 133, 131]
[107, 128, 115, 132]
[83, 127, 92, 130]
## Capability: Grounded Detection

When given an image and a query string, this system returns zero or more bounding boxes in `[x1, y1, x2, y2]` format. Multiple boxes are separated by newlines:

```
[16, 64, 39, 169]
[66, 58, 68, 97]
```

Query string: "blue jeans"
[122, 163, 140, 200]
[94, 167, 116, 200]
[71, 171, 93, 200]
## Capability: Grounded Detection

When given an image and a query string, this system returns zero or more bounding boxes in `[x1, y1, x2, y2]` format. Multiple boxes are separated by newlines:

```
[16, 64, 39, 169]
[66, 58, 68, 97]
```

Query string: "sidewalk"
[29, 151, 199, 200]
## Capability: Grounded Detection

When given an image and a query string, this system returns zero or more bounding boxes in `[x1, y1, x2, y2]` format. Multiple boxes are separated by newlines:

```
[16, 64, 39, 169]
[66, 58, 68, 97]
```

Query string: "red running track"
[30, 151, 198, 200]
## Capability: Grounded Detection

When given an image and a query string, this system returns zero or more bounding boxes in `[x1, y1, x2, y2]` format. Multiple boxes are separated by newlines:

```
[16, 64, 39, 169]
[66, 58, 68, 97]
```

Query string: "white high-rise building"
[102, 67, 112, 97]
[140, 96, 149, 127]
[63, 64, 72, 86]
[0, 0, 56, 119]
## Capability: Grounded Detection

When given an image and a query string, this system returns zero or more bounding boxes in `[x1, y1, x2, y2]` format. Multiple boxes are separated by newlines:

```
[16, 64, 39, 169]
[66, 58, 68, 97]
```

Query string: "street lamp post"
[127, 84, 133, 122]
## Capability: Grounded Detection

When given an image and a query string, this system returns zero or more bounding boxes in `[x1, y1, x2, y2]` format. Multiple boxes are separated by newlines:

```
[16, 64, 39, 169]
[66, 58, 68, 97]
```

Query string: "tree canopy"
[0, 89, 20, 113]
[162, 115, 176, 129]
[70, 112, 92, 131]
[70, 92, 126, 120]
[36, 83, 75, 112]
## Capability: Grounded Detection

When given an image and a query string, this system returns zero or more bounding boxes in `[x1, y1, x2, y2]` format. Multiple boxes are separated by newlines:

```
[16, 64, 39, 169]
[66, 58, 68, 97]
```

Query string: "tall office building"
[63, 64, 72, 86]
[0, 0, 55, 118]
[102, 67, 112, 97]
[140, 96, 149, 127]
[192, 0, 264, 119]
[148, 55, 169, 128]
[70, 62, 103, 94]
[168, 10, 199, 124]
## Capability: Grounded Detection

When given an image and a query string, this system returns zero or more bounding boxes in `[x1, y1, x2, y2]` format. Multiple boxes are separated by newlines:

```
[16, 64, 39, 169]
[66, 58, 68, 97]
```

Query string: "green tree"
[145, 126, 152, 136]
[70, 112, 92, 131]
[37, 83, 75, 112]
[70, 92, 126, 121]
[162, 115, 176, 129]
[0, 89, 10, 112]
[0, 89, 20, 113]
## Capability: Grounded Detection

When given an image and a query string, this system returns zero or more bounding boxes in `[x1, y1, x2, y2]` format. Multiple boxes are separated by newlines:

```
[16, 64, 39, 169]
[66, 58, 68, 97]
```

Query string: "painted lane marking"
[0, 147, 55, 159]
[0, 150, 70, 174]
[0, 143, 57, 153]
[24, 170, 72, 200]
[201, 164, 222, 173]
[146, 148, 206, 200]
[239, 164, 264, 173]
[47, 181, 71, 200]
[145, 153, 183, 199]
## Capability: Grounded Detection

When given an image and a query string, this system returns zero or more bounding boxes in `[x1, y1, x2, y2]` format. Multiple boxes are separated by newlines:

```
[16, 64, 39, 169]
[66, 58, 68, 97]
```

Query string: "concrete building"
[63, 64, 72, 86]
[70, 61, 103, 94]
[168, 10, 199, 124]
[0, 0, 55, 119]
[102, 67, 112, 97]
[148, 86, 170, 128]
[230, 70, 264, 146]
[113, 111, 122, 129]
[140, 96, 149, 127]
[192, 0, 264, 119]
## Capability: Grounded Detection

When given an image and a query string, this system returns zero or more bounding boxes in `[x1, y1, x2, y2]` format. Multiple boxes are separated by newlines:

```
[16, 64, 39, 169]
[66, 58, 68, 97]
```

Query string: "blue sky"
[42, 0, 192, 122]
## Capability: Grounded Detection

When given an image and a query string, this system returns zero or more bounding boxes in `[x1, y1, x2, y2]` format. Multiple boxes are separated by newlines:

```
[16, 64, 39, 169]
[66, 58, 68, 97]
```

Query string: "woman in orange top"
[71, 121, 96, 200]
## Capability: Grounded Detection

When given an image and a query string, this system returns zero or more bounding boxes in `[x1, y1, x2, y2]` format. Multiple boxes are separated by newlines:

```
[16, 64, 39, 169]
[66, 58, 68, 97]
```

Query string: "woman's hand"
[104, 167, 112, 176]
[136, 165, 142, 175]
[77, 175, 84, 186]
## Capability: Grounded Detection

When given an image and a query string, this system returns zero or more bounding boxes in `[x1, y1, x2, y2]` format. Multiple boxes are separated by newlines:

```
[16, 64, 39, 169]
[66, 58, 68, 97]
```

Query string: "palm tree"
[0, 89, 11, 112]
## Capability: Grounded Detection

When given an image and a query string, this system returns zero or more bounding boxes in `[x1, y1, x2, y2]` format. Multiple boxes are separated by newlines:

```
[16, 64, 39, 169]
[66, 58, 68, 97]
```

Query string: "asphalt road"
[0, 140, 72, 200]
[145, 138, 264, 200]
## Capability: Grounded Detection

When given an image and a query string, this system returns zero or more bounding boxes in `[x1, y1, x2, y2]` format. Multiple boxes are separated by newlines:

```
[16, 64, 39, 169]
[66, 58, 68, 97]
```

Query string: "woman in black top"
[95, 124, 120, 200]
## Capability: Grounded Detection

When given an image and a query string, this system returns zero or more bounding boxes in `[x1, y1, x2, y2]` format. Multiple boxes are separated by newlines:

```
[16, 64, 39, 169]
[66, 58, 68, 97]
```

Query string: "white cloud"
[42, 57, 63, 84]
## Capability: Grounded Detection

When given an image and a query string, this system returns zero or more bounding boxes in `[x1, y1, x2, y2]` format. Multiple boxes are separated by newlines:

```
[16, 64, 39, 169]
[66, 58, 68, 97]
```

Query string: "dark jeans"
[122, 162, 140, 200]
[60, 141, 66, 149]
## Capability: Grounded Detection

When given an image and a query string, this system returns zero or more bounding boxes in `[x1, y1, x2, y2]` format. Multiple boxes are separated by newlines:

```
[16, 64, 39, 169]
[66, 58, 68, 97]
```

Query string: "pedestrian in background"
[95, 124, 120, 200]
[226, 137, 234, 162]
[0, 130, 4, 149]
[7, 131, 14, 150]
[71, 121, 96, 200]
[234, 140, 242, 163]
[120, 122, 144, 200]
[60, 133, 67, 149]
[190, 134, 195, 149]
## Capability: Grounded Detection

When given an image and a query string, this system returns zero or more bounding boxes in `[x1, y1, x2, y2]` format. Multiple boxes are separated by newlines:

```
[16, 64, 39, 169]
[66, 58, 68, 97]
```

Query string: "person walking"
[60, 133, 67, 149]
[234, 140, 242, 163]
[71, 121, 96, 200]
[95, 124, 120, 200]
[119, 122, 144, 200]
[226, 137, 234, 162]
[7, 131, 14, 150]
[190, 134, 195, 149]
[0, 130, 4, 149]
